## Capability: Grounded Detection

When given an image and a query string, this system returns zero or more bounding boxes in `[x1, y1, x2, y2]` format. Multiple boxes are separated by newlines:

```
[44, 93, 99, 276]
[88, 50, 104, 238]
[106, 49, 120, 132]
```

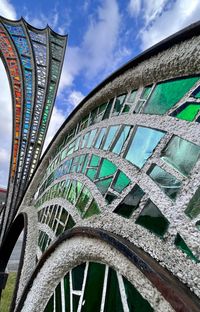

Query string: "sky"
[1, 0, 200, 187]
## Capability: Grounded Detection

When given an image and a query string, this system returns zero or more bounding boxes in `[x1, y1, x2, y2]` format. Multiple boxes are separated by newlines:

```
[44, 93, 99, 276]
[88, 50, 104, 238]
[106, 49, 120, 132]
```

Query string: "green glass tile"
[90, 155, 100, 167]
[103, 126, 119, 150]
[64, 274, 70, 312]
[127, 89, 137, 102]
[82, 262, 105, 312]
[111, 126, 131, 154]
[144, 77, 199, 115]
[87, 129, 97, 148]
[135, 200, 169, 237]
[76, 188, 91, 214]
[123, 276, 154, 312]
[161, 136, 200, 177]
[98, 159, 117, 178]
[185, 187, 200, 219]
[103, 99, 113, 119]
[141, 86, 152, 100]
[73, 294, 80, 312]
[105, 192, 117, 204]
[114, 185, 144, 218]
[55, 282, 62, 311]
[95, 178, 112, 195]
[72, 263, 86, 290]
[175, 233, 199, 263]
[60, 209, 68, 223]
[65, 215, 76, 230]
[104, 267, 123, 312]
[175, 103, 200, 121]
[195, 220, 200, 230]
[67, 181, 82, 205]
[81, 154, 89, 173]
[56, 223, 63, 236]
[94, 128, 106, 148]
[125, 127, 165, 168]
[112, 171, 131, 193]
[44, 294, 54, 312]
[83, 200, 101, 218]
[148, 165, 181, 200]
[122, 104, 130, 113]
[112, 94, 126, 116]
[86, 168, 97, 181]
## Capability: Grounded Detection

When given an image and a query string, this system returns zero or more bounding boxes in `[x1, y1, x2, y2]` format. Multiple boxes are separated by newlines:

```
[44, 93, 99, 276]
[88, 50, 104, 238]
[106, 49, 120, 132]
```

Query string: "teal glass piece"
[83, 200, 100, 218]
[81, 154, 89, 173]
[86, 168, 97, 181]
[111, 126, 131, 154]
[94, 128, 106, 148]
[95, 178, 112, 195]
[141, 86, 152, 100]
[148, 165, 181, 200]
[104, 267, 123, 312]
[103, 126, 119, 150]
[103, 99, 113, 120]
[112, 171, 130, 193]
[195, 220, 200, 230]
[82, 262, 105, 312]
[105, 192, 118, 204]
[112, 94, 126, 116]
[114, 185, 144, 218]
[185, 187, 200, 219]
[122, 104, 130, 113]
[123, 276, 154, 312]
[86, 129, 97, 148]
[72, 263, 86, 290]
[125, 127, 165, 168]
[161, 136, 200, 176]
[136, 200, 169, 237]
[144, 77, 199, 115]
[98, 159, 117, 178]
[55, 282, 62, 311]
[90, 155, 100, 167]
[175, 233, 199, 263]
[64, 274, 70, 312]
[76, 188, 91, 214]
[127, 89, 137, 102]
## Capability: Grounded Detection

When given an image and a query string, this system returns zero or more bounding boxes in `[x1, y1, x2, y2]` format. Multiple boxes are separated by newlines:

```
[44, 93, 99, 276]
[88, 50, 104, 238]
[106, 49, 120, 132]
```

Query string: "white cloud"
[68, 90, 84, 107]
[128, 0, 141, 17]
[128, 0, 200, 50]
[43, 106, 66, 152]
[0, 0, 16, 19]
[58, 0, 122, 94]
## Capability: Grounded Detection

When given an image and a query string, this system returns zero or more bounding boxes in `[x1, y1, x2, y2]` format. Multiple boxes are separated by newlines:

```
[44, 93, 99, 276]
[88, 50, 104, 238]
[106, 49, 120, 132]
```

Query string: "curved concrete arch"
[15, 227, 200, 312]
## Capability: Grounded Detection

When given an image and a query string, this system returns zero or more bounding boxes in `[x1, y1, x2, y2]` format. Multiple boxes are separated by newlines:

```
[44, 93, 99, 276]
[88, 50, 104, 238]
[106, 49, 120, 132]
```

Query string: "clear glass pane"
[125, 127, 165, 168]
[112, 94, 126, 116]
[103, 126, 119, 151]
[161, 136, 200, 176]
[94, 128, 106, 149]
[86, 129, 97, 148]
[111, 126, 131, 154]
[148, 165, 181, 200]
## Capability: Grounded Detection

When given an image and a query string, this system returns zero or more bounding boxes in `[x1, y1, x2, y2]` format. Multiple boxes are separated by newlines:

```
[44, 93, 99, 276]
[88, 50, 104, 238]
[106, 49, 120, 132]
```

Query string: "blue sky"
[1, 0, 200, 187]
